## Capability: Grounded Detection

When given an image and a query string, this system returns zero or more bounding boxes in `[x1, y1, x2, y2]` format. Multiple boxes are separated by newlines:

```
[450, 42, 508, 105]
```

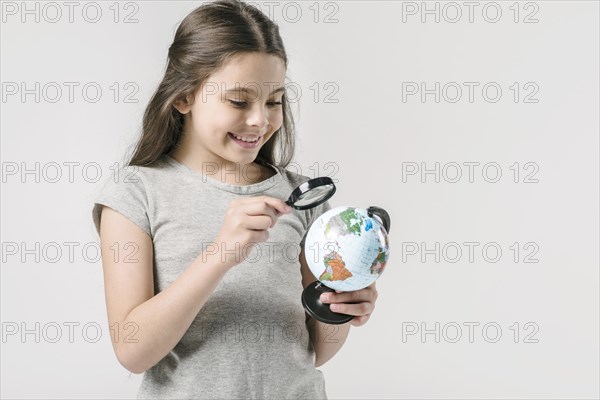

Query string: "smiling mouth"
[229, 133, 260, 142]
[228, 132, 262, 148]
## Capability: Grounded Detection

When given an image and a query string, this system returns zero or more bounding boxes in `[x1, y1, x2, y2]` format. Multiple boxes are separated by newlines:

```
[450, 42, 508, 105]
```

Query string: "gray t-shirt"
[91, 154, 331, 399]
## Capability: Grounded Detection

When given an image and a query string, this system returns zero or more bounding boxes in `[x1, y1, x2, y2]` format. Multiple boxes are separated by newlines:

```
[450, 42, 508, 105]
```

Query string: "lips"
[229, 132, 260, 142]
[228, 132, 262, 148]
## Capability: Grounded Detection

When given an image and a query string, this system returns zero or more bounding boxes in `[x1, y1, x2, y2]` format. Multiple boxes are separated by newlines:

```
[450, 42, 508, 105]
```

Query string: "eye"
[228, 100, 247, 108]
[228, 100, 283, 108]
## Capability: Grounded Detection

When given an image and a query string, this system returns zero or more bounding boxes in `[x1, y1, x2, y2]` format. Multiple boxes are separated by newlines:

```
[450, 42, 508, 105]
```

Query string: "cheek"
[210, 111, 238, 134]
[271, 110, 284, 129]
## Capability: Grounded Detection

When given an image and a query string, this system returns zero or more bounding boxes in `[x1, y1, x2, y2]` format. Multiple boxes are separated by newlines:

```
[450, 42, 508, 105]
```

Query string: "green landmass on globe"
[324, 208, 364, 240]
[370, 247, 387, 275]
[319, 250, 353, 282]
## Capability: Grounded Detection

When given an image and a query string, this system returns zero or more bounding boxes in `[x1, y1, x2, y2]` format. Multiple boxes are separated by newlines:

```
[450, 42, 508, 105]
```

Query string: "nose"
[246, 104, 270, 130]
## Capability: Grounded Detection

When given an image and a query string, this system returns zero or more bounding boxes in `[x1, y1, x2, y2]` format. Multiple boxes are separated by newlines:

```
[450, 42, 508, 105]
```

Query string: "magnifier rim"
[288, 177, 336, 210]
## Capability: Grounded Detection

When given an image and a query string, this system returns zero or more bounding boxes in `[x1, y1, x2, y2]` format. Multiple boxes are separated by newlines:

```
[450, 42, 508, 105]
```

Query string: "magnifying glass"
[285, 177, 336, 210]
[281, 176, 351, 322]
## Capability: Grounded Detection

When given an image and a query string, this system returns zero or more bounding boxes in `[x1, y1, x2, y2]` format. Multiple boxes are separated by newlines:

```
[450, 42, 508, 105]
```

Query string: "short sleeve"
[299, 199, 332, 249]
[91, 166, 152, 238]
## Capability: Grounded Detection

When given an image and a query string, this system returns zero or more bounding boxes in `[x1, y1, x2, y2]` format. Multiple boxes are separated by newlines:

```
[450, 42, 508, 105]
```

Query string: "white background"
[1, 1, 599, 398]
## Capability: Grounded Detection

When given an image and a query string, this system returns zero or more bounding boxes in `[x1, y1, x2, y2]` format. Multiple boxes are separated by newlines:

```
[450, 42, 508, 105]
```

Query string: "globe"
[304, 206, 390, 292]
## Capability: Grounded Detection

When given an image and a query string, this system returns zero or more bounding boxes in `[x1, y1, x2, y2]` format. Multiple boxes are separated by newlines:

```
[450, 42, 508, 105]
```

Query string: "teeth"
[232, 134, 259, 143]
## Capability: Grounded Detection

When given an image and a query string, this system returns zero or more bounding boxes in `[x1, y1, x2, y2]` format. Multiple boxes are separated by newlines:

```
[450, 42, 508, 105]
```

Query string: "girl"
[92, 0, 378, 398]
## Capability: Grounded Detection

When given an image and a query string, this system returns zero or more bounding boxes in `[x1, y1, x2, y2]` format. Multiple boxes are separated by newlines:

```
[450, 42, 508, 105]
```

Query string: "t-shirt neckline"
[162, 154, 283, 194]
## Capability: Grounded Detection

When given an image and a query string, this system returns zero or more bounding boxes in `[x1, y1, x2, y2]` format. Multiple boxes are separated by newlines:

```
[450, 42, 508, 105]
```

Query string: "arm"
[300, 247, 351, 368]
[99, 195, 291, 374]
[99, 206, 229, 374]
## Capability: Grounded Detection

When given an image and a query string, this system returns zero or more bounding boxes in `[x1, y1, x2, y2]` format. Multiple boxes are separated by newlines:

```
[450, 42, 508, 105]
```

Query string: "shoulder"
[91, 158, 170, 237]
[277, 165, 313, 188]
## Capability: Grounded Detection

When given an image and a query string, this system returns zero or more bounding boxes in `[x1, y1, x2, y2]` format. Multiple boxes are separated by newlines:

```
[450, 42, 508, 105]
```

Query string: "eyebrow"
[224, 87, 286, 95]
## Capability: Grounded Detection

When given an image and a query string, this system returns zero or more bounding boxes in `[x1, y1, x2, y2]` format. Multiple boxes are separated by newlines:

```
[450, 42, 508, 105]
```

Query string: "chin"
[227, 152, 258, 166]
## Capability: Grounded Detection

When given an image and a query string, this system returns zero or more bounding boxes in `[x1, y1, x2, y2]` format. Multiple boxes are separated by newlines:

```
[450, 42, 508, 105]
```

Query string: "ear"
[173, 94, 193, 114]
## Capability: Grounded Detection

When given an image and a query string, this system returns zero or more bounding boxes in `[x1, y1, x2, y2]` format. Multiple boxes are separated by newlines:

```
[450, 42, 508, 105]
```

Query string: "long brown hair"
[124, 0, 295, 168]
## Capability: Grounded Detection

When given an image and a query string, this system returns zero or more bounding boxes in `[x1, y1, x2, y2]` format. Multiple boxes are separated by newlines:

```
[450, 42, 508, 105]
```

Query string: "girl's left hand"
[319, 282, 378, 327]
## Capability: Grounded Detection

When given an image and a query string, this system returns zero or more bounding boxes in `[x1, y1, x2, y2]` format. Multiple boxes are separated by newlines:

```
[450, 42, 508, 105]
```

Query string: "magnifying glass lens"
[286, 177, 336, 210]
[293, 185, 334, 207]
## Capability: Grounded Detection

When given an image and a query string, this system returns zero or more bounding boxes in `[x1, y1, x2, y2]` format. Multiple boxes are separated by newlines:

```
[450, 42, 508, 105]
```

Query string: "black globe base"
[301, 281, 354, 325]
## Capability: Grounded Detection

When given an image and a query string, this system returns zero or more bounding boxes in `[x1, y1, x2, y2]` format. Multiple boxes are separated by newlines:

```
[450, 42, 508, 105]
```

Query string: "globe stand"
[302, 281, 354, 325]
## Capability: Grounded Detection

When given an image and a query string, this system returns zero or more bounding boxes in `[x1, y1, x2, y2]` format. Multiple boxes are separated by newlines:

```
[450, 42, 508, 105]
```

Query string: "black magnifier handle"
[367, 206, 391, 234]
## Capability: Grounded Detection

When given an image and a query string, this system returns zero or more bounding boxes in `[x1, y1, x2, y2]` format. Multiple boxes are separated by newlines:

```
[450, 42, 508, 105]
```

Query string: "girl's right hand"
[212, 195, 293, 269]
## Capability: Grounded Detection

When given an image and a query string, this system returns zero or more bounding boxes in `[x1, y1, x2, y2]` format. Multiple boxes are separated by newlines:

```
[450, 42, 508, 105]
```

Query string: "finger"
[322, 290, 372, 304]
[329, 302, 373, 316]
[244, 202, 279, 227]
[244, 215, 273, 231]
[257, 195, 292, 215]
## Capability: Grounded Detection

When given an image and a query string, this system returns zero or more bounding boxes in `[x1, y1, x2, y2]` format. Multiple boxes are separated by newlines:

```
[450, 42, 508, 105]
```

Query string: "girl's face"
[174, 52, 286, 168]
